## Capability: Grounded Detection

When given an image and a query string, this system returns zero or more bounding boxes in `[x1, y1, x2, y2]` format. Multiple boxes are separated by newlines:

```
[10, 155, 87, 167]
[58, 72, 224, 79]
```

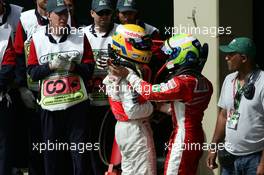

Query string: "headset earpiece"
[243, 70, 260, 100]
[243, 83, 255, 100]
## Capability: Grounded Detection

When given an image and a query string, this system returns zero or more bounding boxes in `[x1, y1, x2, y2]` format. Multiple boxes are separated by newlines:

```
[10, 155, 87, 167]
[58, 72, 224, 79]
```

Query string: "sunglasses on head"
[96, 10, 112, 16]
[161, 41, 181, 61]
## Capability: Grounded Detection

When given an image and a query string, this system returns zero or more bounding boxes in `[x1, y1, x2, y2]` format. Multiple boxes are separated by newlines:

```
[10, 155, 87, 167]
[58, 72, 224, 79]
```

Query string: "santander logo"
[116, 25, 145, 38]
[124, 31, 144, 38]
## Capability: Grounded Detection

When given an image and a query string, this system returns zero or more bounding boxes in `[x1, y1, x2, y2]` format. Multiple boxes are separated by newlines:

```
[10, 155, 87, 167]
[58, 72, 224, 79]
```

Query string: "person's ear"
[47, 12, 52, 22]
[241, 54, 248, 63]
[91, 10, 95, 18]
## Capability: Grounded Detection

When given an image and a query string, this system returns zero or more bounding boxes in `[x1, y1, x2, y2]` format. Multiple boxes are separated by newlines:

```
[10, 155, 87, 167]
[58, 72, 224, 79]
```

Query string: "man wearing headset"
[207, 37, 264, 175]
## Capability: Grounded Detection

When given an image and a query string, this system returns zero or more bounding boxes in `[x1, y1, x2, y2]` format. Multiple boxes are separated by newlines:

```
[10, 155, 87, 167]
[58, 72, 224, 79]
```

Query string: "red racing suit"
[126, 71, 213, 175]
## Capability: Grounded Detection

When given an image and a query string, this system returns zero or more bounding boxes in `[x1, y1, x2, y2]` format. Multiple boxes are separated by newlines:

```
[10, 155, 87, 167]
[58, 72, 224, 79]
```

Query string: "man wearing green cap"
[207, 37, 264, 175]
[116, 0, 160, 39]
[13, 1, 49, 174]
[219, 37, 256, 58]
[83, 0, 118, 174]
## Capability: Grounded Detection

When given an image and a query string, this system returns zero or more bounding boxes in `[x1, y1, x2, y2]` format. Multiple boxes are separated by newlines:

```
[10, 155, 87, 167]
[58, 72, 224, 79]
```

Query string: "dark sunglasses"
[96, 10, 112, 16]
[127, 35, 152, 50]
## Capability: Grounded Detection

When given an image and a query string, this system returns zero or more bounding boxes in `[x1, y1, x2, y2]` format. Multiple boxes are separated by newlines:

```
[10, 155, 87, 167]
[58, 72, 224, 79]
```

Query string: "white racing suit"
[103, 75, 156, 175]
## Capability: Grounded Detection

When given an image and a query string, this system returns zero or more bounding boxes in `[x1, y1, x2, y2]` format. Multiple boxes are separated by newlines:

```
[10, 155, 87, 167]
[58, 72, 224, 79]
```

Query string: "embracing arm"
[126, 72, 186, 101]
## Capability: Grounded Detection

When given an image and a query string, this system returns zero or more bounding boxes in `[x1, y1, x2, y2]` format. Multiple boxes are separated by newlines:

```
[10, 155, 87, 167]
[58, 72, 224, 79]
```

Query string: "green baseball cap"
[46, 0, 67, 13]
[92, 0, 113, 13]
[220, 37, 256, 57]
[117, 0, 137, 12]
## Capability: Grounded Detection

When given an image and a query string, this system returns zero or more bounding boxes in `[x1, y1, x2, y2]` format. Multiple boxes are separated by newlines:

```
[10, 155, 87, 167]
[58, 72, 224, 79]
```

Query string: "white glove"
[59, 52, 79, 62]
[96, 55, 109, 70]
[102, 75, 121, 100]
[19, 87, 36, 109]
[49, 55, 65, 70]
[68, 52, 79, 61]
[49, 54, 72, 70]
[58, 54, 72, 70]
[95, 51, 110, 70]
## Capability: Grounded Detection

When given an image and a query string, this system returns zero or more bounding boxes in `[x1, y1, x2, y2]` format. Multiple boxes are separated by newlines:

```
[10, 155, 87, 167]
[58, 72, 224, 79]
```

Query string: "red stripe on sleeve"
[14, 21, 26, 55]
[82, 35, 95, 64]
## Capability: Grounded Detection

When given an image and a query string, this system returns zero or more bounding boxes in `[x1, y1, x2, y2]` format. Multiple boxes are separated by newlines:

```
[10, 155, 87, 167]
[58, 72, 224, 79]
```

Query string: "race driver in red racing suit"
[109, 33, 213, 175]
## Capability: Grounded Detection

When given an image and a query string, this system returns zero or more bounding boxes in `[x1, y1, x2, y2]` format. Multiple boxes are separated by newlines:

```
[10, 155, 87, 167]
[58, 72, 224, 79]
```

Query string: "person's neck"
[94, 24, 109, 33]
[37, 5, 46, 17]
[48, 25, 63, 37]
[52, 32, 62, 37]
[237, 65, 256, 81]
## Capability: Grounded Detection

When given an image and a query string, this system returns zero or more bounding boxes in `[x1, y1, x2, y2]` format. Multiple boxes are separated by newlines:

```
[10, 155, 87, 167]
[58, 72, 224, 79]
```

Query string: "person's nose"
[60, 14, 68, 21]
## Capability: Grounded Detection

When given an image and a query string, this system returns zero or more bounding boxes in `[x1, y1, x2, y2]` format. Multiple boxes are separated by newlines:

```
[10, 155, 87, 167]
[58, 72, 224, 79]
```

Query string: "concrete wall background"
[219, 0, 253, 84]
[173, 0, 219, 174]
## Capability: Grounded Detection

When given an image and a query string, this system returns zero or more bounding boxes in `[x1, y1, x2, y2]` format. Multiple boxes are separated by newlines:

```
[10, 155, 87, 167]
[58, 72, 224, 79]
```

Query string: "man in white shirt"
[207, 37, 264, 175]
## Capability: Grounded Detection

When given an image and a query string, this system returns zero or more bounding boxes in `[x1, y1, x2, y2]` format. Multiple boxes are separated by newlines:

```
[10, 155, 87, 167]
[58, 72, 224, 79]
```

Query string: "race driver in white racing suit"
[109, 33, 213, 175]
[103, 24, 156, 175]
